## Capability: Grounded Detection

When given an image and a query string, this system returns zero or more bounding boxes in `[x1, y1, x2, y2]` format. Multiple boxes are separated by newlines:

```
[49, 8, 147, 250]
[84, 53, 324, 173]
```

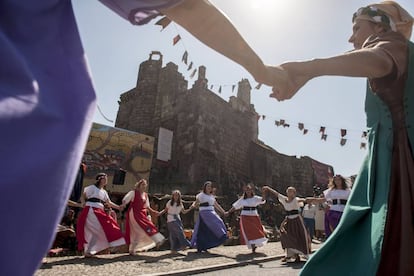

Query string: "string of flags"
[258, 115, 368, 149]
[154, 16, 368, 150]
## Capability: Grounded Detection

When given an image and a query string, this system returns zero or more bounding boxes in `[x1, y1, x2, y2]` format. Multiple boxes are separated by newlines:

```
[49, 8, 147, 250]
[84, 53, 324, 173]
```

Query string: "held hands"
[266, 62, 312, 102]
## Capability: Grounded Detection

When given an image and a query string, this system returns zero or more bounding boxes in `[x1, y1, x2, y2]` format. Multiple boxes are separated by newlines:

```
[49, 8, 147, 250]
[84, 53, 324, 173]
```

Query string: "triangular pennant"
[262, 115, 266, 120]
[210, 85, 213, 89]
[321, 134, 327, 141]
[155, 16, 172, 30]
[182, 51, 188, 65]
[303, 129, 308, 135]
[232, 85, 236, 92]
[189, 68, 197, 78]
[298, 123, 304, 131]
[341, 129, 347, 137]
[187, 62, 193, 71]
[340, 138, 347, 146]
[218, 86, 222, 94]
[275, 121, 281, 126]
[173, 34, 181, 45]
[280, 119, 285, 125]
[255, 83, 262, 89]
[319, 126, 326, 134]
[360, 142, 366, 149]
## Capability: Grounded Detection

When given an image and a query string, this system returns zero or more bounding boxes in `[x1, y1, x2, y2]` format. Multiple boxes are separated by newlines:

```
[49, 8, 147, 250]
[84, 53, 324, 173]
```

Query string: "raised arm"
[160, 0, 285, 87]
[262, 185, 280, 197]
[271, 47, 394, 101]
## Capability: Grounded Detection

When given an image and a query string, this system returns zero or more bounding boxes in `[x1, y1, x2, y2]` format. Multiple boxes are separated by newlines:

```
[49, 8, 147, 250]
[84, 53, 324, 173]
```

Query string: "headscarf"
[353, 1, 413, 39]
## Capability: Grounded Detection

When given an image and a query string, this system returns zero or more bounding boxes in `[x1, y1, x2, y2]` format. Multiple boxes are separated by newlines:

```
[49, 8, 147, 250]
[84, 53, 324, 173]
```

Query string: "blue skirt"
[191, 210, 228, 251]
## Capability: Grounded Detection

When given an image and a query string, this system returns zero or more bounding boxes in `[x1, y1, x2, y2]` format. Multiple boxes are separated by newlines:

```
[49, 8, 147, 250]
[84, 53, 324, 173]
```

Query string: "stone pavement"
[36, 241, 323, 276]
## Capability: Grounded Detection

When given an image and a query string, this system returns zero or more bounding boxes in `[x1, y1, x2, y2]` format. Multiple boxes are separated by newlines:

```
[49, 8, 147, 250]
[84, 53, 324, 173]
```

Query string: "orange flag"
[173, 35, 181, 45]
[155, 16, 171, 30]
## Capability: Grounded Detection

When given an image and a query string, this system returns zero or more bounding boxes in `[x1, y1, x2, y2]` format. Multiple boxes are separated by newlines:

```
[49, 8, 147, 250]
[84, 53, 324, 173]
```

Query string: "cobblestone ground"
[36, 241, 323, 276]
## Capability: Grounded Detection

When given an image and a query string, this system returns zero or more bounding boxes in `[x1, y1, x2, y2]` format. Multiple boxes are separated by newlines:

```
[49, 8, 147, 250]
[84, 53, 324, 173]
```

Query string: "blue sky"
[72, 0, 413, 176]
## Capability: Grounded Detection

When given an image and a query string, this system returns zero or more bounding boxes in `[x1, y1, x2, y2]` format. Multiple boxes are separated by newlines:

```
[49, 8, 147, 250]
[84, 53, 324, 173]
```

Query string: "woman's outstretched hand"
[269, 62, 311, 101]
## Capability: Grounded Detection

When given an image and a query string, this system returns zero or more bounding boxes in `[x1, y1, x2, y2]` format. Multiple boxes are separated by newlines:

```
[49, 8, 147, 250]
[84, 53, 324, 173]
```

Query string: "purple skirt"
[191, 210, 228, 251]
[324, 210, 343, 237]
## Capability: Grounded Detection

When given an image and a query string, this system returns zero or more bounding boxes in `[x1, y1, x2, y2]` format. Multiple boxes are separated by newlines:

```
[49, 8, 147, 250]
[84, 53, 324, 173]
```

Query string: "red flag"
[155, 16, 171, 30]
[340, 138, 347, 146]
[298, 123, 304, 130]
[341, 129, 347, 137]
[319, 126, 326, 134]
[173, 35, 181, 45]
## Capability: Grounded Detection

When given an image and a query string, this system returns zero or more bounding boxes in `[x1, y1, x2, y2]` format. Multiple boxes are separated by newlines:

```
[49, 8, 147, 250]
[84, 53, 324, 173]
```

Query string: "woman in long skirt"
[159, 190, 191, 253]
[76, 173, 125, 257]
[225, 183, 268, 253]
[121, 179, 165, 255]
[190, 181, 228, 253]
[309, 175, 351, 238]
[263, 186, 310, 262]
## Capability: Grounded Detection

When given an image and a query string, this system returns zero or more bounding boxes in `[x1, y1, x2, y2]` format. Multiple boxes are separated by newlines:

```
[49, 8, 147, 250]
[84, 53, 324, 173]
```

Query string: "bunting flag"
[321, 134, 328, 141]
[232, 85, 236, 92]
[280, 119, 285, 125]
[341, 129, 347, 137]
[283, 124, 290, 128]
[340, 138, 347, 146]
[173, 34, 181, 45]
[275, 121, 281, 126]
[262, 115, 266, 120]
[362, 131, 368, 138]
[360, 142, 367, 149]
[298, 123, 304, 131]
[303, 129, 308, 135]
[189, 68, 197, 78]
[255, 83, 262, 89]
[218, 86, 222, 94]
[155, 16, 172, 30]
[210, 85, 213, 89]
[182, 51, 188, 65]
[319, 126, 326, 134]
[187, 62, 193, 71]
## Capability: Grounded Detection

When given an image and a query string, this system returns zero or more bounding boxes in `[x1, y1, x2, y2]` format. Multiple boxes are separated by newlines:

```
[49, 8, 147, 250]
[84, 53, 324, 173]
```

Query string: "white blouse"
[84, 185, 109, 209]
[196, 192, 215, 211]
[232, 195, 265, 216]
[323, 189, 351, 212]
[165, 200, 184, 222]
[278, 194, 301, 218]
